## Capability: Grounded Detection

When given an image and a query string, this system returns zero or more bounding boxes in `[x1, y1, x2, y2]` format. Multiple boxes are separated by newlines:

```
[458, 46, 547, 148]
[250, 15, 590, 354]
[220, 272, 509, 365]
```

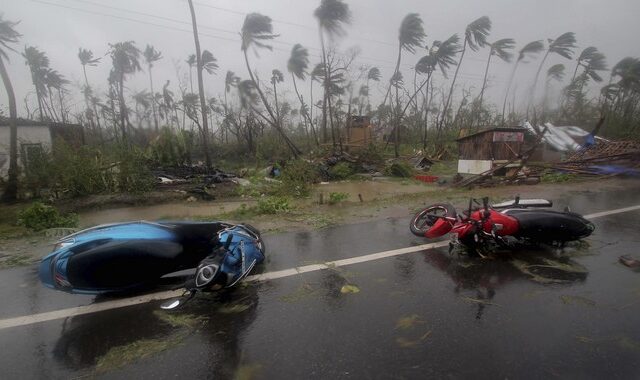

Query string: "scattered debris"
[619, 255, 640, 268]
[340, 284, 360, 294]
[395, 314, 426, 330]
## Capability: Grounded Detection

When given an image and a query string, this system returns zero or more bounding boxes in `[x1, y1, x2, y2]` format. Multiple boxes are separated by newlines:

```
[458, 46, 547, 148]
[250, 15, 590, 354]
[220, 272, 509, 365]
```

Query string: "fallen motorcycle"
[410, 196, 595, 255]
[39, 221, 265, 302]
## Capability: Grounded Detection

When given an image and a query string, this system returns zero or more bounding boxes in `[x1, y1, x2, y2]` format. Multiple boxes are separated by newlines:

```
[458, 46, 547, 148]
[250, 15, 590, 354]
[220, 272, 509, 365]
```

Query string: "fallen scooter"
[410, 196, 595, 255]
[39, 221, 265, 305]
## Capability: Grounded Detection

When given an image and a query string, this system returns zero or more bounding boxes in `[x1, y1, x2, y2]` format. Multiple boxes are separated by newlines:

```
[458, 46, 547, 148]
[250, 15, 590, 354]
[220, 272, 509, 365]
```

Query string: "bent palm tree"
[78, 48, 101, 129]
[288, 44, 317, 141]
[241, 12, 300, 157]
[438, 16, 491, 133]
[389, 13, 426, 157]
[0, 15, 21, 202]
[314, 0, 351, 148]
[143, 45, 162, 131]
[186, 54, 196, 93]
[543, 64, 565, 114]
[528, 32, 576, 115]
[109, 41, 141, 141]
[501, 40, 544, 124]
[23, 46, 49, 120]
[476, 38, 514, 126]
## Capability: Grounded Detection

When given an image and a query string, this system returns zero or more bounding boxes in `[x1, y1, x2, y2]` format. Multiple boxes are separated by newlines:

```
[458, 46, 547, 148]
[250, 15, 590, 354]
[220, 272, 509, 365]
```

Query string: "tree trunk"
[319, 29, 336, 149]
[149, 66, 159, 132]
[501, 60, 520, 126]
[0, 58, 18, 201]
[476, 50, 493, 129]
[439, 38, 468, 135]
[118, 73, 128, 141]
[187, 0, 212, 169]
[243, 48, 300, 157]
[528, 50, 551, 118]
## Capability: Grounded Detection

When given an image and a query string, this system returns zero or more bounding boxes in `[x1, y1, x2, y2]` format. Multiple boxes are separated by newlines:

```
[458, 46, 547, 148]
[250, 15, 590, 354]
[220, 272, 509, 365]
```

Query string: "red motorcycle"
[410, 196, 595, 255]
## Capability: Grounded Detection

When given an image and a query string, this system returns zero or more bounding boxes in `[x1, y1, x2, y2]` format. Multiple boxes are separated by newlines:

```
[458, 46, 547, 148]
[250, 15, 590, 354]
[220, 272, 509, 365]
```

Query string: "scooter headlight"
[195, 264, 220, 288]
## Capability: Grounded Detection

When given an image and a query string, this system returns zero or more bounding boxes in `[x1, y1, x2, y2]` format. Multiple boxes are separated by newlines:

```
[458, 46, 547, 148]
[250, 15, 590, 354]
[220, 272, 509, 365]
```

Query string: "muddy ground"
[1, 176, 637, 269]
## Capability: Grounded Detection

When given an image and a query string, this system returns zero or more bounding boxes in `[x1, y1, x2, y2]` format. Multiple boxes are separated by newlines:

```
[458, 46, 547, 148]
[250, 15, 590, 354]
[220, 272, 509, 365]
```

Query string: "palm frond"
[200, 50, 218, 75]
[548, 32, 577, 60]
[271, 69, 284, 84]
[546, 64, 565, 82]
[465, 16, 492, 51]
[517, 40, 544, 62]
[186, 54, 196, 67]
[225, 70, 239, 92]
[367, 67, 381, 81]
[143, 45, 162, 67]
[314, 0, 352, 39]
[287, 43, 309, 80]
[311, 63, 325, 81]
[78, 48, 100, 66]
[109, 41, 141, 75]
[241, 13, 278, 51]
[0, 15, 21, 60]
[399, 13, 426, 53]
[238, 79, 258, 108]
[490, 38, 515, 62]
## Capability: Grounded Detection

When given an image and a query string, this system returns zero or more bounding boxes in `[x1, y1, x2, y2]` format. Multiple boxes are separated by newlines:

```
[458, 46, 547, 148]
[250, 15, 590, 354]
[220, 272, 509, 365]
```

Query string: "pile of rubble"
[541, 140, 640, 176]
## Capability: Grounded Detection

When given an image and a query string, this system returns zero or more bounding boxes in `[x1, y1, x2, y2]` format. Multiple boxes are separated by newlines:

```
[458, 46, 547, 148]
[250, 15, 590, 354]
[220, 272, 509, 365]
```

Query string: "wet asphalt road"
[2, 186, 640, 379]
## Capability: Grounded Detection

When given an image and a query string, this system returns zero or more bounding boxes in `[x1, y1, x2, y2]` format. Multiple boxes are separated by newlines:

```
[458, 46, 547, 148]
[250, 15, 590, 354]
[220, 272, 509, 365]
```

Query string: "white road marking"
[1, 203, 639, 331]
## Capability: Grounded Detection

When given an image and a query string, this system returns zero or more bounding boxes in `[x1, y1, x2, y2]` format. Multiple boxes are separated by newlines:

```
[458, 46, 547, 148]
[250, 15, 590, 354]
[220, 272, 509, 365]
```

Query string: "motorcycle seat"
[507, 210, 593, 242]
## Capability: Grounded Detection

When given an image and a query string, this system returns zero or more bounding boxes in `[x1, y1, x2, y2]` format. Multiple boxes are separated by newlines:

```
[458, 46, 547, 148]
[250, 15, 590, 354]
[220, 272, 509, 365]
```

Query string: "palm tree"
[408, 34, 460, 144]
[365, 67, 380, 112]
[271, 69, 284, 123]
[388, 13, 426, 157]
[43, 69, 68, 123]
[287, 43, 316, 140]
[476, 38, 514, 126]
[241, 12, 300, 157]
[186, 54, 196, 93]
[200, 50, 218, 75]
[109, 41, 141, 141]
[23, 46, 49, 120]
[187, 0, 213, 168]
[501, 40, 544, 124]
[528, 32, 577, 115]
[543, 64, 565, 115]
[132, 89, 152, 126]
[438, 16, 491, 132]
[314, 0, 351, 148]
[222, 70, 239, 142]
[574, 47, 607, 83]
[78, 48, 101, 129]
[143, 45, 162, 131]
[0, 15, 21, 202]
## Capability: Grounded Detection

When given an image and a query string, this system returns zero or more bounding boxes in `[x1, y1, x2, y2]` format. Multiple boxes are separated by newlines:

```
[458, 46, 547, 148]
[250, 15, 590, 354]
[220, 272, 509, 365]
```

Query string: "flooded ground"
[1, 184, 639, 378]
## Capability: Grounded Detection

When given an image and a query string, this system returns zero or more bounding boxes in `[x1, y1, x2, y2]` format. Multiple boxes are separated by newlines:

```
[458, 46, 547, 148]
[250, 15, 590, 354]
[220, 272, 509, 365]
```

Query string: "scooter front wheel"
[409, 203, 456, 238]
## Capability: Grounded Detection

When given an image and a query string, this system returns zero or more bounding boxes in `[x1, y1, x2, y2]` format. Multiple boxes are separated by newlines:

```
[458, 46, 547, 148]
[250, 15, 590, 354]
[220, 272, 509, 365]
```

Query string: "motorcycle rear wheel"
[409, 203, 456, 237]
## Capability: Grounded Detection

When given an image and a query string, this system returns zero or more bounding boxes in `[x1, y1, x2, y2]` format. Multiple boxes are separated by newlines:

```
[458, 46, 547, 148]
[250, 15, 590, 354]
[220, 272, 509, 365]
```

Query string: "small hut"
[344, 116, 373, 151]
[456, 127, 525, 175]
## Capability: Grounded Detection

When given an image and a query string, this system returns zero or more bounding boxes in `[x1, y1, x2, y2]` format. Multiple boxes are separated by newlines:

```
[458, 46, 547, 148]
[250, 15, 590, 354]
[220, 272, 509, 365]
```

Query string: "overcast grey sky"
[2, 0, 640, 119]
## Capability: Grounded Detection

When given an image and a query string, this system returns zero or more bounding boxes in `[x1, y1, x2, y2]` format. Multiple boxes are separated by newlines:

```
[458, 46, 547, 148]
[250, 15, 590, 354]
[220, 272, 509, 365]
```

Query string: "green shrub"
[328, 192, 349, 205]
[278, 159, 321, 197]
[17, 202, 78, 231]
[357, 143, 385, 165]
[328, 162, 354, 180]
[384, 161, 414, 178]
[257, 196, 291, 214]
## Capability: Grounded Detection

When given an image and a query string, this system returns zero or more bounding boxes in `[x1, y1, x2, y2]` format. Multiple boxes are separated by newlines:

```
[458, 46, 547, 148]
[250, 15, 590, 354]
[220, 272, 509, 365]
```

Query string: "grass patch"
[0, 254, 35, 269]
[541, 172, 577, 183]
[328, 192, 349, 205]
[153, 311, 206, 328]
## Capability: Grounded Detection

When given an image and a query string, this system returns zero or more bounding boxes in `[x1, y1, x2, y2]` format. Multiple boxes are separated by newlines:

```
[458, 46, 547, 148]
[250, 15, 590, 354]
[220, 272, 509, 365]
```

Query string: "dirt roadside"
[1, 177, 637, 269]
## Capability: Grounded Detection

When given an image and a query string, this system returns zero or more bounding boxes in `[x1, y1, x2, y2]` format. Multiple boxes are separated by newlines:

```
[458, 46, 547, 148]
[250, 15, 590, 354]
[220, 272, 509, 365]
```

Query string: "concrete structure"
[0, 119, 84, 178]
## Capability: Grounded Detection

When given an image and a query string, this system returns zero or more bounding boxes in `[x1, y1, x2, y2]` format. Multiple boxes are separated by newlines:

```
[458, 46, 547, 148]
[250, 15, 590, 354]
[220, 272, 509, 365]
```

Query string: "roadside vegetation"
[1, 2, 639, 238]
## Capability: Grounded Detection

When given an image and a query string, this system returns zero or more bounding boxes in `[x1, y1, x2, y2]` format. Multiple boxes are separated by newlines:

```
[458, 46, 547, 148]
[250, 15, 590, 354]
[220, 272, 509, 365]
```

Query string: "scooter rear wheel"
[410, 203, 456, 237]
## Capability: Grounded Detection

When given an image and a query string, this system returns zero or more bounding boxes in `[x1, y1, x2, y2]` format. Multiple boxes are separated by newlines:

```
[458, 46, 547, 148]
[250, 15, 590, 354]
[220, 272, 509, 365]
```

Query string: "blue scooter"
[39, 221, 265, 308]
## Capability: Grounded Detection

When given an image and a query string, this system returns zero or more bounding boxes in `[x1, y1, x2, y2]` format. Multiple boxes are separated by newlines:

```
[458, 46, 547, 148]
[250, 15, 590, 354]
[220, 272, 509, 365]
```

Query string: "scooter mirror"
[160, 298, 182, 310]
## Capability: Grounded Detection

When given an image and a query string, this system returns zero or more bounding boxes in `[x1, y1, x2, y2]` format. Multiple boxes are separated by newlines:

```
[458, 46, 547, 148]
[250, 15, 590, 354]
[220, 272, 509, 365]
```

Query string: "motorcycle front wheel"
[409, 203, 456, 237]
